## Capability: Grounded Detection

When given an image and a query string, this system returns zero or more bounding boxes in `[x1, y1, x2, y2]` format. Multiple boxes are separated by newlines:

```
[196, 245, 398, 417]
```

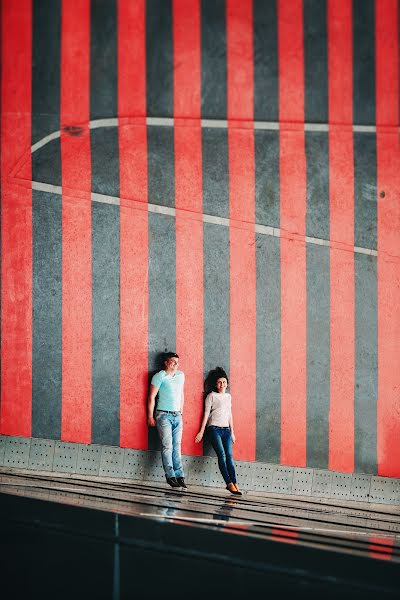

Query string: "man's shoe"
[166, 477, 181, 488]
[177, 477, 187, 489]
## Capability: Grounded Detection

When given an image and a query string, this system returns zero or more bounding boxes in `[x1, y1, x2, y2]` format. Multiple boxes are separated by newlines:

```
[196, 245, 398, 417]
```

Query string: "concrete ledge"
[1, 434, 399, 506]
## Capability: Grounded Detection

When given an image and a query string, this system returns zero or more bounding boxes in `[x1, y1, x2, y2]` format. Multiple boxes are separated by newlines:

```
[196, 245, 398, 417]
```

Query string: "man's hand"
[148, 416, 156, 427]
[231, 432, 236, 444]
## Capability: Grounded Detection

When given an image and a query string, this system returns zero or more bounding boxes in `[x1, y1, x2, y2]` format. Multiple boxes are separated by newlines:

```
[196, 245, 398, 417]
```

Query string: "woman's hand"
[195, 432, 203, 443]
[231, 432, 236, 444]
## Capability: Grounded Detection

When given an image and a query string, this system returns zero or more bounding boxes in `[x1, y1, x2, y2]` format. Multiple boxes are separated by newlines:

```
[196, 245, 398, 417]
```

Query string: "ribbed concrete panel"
[311, 469, 332, 497]
[99, 446, 124, 478]
[183, 455, 213, 487]
[330, 472, 353, 500]
[370, 477, 400, 505]
[292, 468, 313, 496]
[233, 461, 255, 490]
[28, 439, 55, 471]
[272, 466, 294, 494]
[0, 436, 6, 466]
[143, 451, 165, 482]
[252, 463, 275, 492]
[350, 474, 372, 501]
[207, 458, 223, 488]
[76, 444, 101, 476]
[53, 442, 78, 473]
[122, 450, 146, 481]
[4, 437, 31, 469]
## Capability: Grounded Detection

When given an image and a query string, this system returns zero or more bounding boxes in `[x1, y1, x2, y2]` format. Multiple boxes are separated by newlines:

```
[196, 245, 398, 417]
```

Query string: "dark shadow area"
[1, 493, 399, 600]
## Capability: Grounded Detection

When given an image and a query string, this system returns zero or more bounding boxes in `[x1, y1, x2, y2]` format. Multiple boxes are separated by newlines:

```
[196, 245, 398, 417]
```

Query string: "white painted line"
[31, 130, 61, 153]
[30, 181, 379, 257]
[254, 121, 279, 130]
[255, 224, 274, 236]
[92, 192, 120, 206]
[148, 203, 176, 217]
[147, 117, 174, 127]
[201, 119, 228, 128]
[32, 181, 62, 195]
[353, 125, 376, 133]
[89, 118, 118, 129]
[304, 123, 329, 132]
[203, 214, 230, 227]
[354, 246, 372, 255]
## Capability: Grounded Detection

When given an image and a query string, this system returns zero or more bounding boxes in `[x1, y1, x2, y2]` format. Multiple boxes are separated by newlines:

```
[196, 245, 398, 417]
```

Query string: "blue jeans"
[207, 426, 236, 485]
[155, 411, 184, 479]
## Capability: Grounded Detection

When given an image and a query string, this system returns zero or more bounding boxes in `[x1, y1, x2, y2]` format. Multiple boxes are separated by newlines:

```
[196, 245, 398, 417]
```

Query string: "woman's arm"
[195, 395, 212, 443]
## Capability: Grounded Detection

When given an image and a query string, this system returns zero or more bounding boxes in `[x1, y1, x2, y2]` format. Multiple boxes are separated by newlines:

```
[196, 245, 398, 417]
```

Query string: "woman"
[195, 367, 242, 496]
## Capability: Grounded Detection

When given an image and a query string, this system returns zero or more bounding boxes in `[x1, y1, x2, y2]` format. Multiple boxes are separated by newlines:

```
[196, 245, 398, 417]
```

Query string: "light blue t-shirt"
[151, 370, 185, 412]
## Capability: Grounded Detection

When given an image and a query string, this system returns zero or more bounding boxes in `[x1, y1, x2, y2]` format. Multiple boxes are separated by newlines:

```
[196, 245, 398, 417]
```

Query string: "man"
[148, 352, 187, 489]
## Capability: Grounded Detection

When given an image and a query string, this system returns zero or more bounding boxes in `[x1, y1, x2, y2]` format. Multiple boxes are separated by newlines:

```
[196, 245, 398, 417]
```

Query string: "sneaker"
[166, 477, 181, 488]
[177, 477, 187, 489]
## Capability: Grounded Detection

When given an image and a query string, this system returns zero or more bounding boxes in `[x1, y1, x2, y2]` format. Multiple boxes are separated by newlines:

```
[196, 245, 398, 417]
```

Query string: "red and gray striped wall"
[1, 0, 399, 477]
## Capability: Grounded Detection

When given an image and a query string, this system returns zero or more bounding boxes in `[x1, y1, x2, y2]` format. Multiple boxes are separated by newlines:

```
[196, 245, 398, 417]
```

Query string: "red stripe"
[118, 0, 149, 449]
[328, 0, 354, 473]
[60, 0, 92, 443]
[278, 0, 307, 466]
[173, 0, 203, 455]
[376, 0, 400, 477]
[368, 536, 395, 561]
[271, 528, 298, 545]
[227, 0, 256, 461]
[1, 0, 32, 436]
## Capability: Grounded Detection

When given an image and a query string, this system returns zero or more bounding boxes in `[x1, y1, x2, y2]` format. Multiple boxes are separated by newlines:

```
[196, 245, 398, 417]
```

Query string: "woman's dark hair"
[213, 367, 229, 391]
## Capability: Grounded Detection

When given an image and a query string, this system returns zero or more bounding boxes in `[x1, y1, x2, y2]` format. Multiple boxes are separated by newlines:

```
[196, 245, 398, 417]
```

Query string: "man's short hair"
[164, 351, 179, 361]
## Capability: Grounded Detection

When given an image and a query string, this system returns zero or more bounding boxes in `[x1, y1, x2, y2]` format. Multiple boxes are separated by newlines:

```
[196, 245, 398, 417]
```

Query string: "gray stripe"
[354, 132, 377, 250]
[30, 180, 378, 257]
[306, 244, 330, 469]
[306, 131, 329, 240]
[255, 130, 280, 228]
[92, 202, 120, 446]
[202, 127, 229, 218]
[354, 254, 377, 474]
[147, 126, 175, 208]
[32, 189, 62, 439]
[256, 234, 281, 463]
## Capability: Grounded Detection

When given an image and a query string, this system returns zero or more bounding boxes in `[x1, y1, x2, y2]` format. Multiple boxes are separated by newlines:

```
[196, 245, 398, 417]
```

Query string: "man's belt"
[156, 409, 181, 415]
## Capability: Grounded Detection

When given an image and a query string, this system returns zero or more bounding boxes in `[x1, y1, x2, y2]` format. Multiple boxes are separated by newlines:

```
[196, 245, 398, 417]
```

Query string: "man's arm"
[148, 384, 159, 427]
[180, 386, 184, 414]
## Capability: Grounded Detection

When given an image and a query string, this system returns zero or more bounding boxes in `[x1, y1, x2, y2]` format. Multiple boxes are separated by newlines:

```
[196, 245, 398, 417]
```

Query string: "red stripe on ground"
[118, 0, 149, 449]
[1, 0, 32, 436]
[376, 0, 400, 477]
[328, 0, 355, 473]
[60, 0, 92, 443]
[173, 0, 204, 455]
[368, 536, 395, 561]
[278, 0, 307, 466]
[227, 0, 256, 461]
[271, 528, 299, 545]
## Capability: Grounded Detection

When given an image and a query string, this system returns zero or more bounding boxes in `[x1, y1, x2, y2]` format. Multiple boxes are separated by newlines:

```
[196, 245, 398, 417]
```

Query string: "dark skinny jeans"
[207, 426, 236, 485]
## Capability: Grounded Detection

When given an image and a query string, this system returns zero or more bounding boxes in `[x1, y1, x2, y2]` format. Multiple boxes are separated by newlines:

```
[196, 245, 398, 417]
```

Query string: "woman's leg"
[221, 429, 237, 484]
[207, 427, 232, 484]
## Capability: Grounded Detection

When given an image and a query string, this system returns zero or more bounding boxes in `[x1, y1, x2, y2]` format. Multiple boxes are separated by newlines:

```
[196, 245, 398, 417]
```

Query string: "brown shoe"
[233, 484, 243, 496]
[226, 482, 241, 495]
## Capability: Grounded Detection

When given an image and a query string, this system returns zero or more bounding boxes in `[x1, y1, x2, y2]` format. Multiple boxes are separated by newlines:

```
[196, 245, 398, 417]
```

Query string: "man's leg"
[171, 414, 184, 478]
[155, 413, 175, 479]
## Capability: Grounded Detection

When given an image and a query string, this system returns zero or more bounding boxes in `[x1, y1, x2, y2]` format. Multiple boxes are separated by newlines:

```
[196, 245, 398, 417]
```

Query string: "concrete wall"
[1, 0, 399, 477]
